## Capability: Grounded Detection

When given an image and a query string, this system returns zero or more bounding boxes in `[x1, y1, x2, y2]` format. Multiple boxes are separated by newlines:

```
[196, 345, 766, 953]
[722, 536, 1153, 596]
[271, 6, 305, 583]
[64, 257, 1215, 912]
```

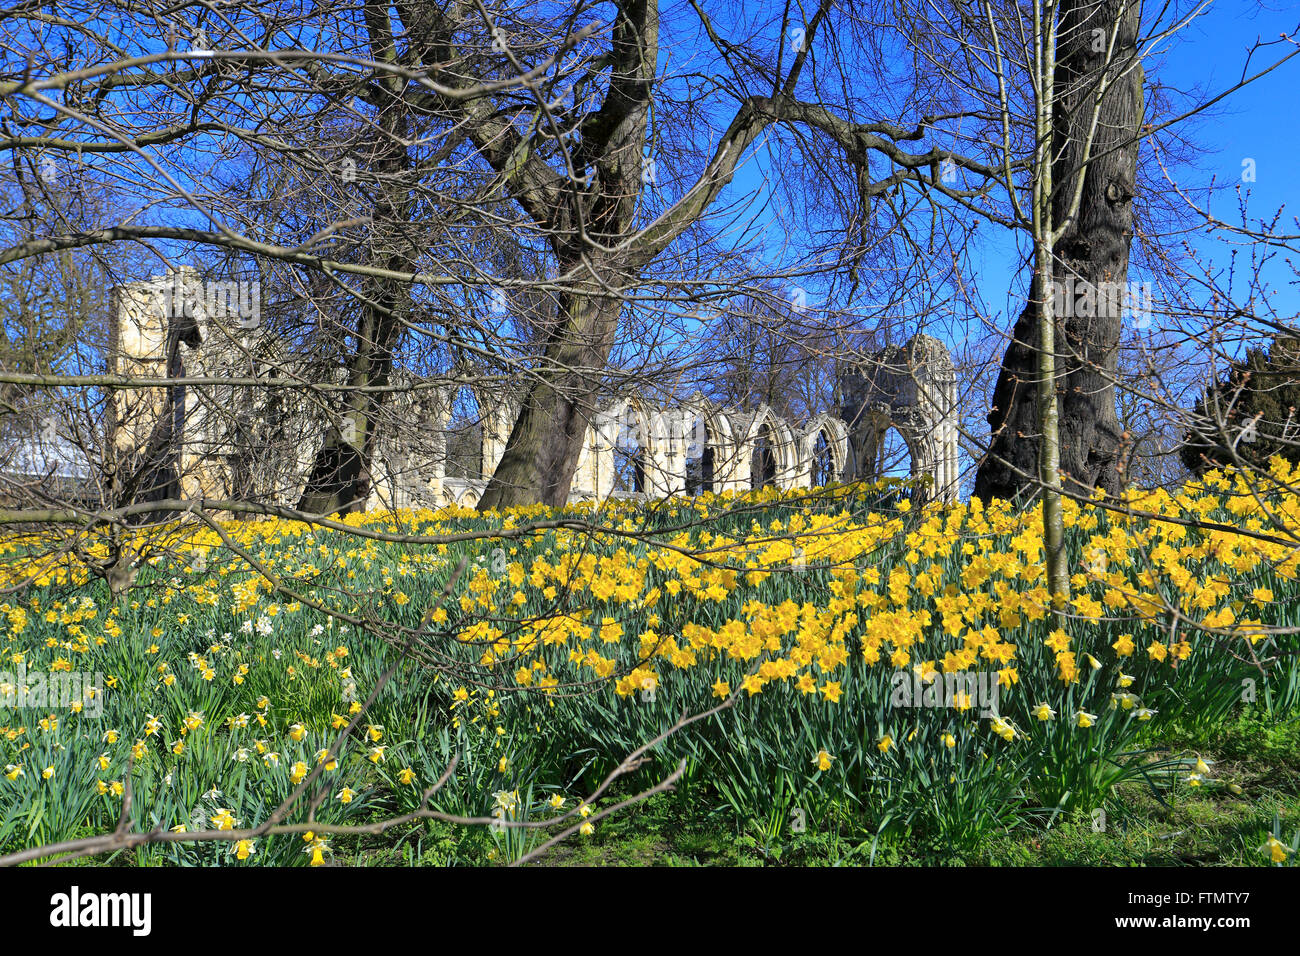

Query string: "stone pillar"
[792, 434, 813, 490]
[730, 419, 754, 491]
[771, 415, 799, 490]
[639, 409, 672, 497]
[111, 275, 176, 466]
[591, 406, 619, 501]
[651, 408, 691, 496]
[424, 386, 451, 505]
[572, 422, 597, 498]
[365, 450, 397, 511]
[711, 412, 745, 493]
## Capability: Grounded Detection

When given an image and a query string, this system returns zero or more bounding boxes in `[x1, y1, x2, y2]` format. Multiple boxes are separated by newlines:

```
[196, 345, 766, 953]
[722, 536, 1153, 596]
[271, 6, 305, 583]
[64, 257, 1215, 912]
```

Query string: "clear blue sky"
[713, 2, 1300, 345]
[961, 2, 1300, 339]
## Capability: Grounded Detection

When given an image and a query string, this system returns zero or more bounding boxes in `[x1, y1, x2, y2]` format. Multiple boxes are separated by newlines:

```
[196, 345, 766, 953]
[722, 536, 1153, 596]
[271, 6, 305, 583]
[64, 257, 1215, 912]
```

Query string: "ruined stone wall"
[112, 273, 961, 511]
[839, 333, 960, 503]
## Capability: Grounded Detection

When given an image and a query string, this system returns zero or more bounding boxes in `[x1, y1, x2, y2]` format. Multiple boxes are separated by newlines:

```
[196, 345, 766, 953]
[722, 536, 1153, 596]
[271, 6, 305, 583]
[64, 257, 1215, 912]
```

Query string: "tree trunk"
[295, 270, 408, 516]
[976, 0, 1144, 504]
[296, 23, 412, 516]
[476, 272, 624, 510]
[1032, 0, 1069, 601]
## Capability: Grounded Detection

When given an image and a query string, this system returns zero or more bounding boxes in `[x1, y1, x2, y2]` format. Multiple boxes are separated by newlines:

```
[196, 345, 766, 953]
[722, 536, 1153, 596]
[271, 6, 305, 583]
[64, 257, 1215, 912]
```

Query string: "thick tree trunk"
[295, 266, 406, 516]
[476, 274, 624, 510]
[976, 0, 1144, 503]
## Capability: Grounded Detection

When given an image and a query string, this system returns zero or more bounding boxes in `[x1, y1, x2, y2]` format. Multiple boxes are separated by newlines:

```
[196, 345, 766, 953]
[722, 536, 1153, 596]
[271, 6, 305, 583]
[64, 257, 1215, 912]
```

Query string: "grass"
[350, 709, 1297, 867]
[73, 707, 1293, 867]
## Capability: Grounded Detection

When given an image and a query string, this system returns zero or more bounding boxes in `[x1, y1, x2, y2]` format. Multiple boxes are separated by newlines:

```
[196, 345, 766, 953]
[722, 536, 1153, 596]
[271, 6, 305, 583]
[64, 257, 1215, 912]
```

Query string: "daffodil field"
[3, 468, 1300, 865]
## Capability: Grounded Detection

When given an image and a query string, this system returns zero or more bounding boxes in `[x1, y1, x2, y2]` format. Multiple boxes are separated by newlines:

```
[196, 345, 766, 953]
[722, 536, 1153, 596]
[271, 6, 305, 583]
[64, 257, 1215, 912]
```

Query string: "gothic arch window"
[876, 424, 913, 479]
[811, 428, 836, 487]
[685, 415, 715, 495]
[612, 404, 646, 493]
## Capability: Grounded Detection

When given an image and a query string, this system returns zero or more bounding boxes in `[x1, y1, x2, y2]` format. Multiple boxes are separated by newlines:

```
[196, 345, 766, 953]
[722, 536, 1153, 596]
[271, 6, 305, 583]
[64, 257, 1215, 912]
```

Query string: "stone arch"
[444, 383, 485, 480]
[367, 376, 461, 510]
[600, 397, 659, 495]
[839, 333, 959, 502]
[639, 405, 683, 496]
[737, 405, 799, 490]
[404, 372, 519, 493]
[678, 395, 742, 495]
[453, 484, 481, 508]
[477, 385, 519, 481]
[797, 414, 850, 489]
[866, 421, 925, 483]
[105, 281, 962, 513]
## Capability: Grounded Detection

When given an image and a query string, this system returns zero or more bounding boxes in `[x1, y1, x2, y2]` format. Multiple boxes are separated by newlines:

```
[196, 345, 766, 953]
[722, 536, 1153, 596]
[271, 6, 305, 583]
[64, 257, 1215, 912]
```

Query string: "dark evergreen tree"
[1180, 335, 1300, 476]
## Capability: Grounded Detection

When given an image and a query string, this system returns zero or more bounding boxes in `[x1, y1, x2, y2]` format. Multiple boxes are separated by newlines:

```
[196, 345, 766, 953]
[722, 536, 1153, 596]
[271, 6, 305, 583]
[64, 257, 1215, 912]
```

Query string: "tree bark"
[476, 273, 625, 510]
[976, 0, 1144, 504]
[1031, 0, 1069, 601]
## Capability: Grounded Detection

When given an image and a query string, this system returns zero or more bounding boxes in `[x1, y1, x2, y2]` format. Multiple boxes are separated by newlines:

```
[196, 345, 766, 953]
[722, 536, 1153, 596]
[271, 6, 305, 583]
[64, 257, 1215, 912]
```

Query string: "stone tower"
[109, 267, 272, 507]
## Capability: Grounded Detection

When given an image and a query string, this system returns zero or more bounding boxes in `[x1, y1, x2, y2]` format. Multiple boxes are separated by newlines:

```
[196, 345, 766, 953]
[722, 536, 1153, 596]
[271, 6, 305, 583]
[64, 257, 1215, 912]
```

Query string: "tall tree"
[975, 0, 1144, 504]
[463, 0, 820, 509]
[296, 3, 416, 515]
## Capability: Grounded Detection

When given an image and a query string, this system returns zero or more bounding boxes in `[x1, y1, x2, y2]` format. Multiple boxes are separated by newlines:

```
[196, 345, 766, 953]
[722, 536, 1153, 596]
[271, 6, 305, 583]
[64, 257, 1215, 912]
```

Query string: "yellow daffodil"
[1264, 837, 1292, 863]
[210, 808, 237, 830]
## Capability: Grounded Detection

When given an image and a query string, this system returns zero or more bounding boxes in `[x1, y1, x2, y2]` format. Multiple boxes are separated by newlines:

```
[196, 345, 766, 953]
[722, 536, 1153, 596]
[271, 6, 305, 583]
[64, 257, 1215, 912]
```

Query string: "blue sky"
[705, 2, 1300, 348]
[1152, 3, 1300, 310]
[968, 2, 1300, 337]
[18, 2, 1294, 365]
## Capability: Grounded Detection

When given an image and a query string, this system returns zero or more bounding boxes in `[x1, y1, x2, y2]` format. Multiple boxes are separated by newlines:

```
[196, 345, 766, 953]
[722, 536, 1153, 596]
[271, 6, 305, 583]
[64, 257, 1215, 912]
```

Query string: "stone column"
[591, 407, 619, 501]
[425, 387, 451, 505]
[111, 275, 175, 465]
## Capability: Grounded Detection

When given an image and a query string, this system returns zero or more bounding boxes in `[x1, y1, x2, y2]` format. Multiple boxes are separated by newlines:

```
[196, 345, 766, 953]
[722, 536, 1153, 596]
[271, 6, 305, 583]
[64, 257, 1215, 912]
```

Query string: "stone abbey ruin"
[108, 270, 961, 512]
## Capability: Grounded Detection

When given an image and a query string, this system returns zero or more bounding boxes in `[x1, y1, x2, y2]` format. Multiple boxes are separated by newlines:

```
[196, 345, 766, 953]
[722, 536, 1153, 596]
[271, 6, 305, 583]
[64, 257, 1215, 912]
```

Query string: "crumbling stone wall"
[111, 273, 960, 509]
